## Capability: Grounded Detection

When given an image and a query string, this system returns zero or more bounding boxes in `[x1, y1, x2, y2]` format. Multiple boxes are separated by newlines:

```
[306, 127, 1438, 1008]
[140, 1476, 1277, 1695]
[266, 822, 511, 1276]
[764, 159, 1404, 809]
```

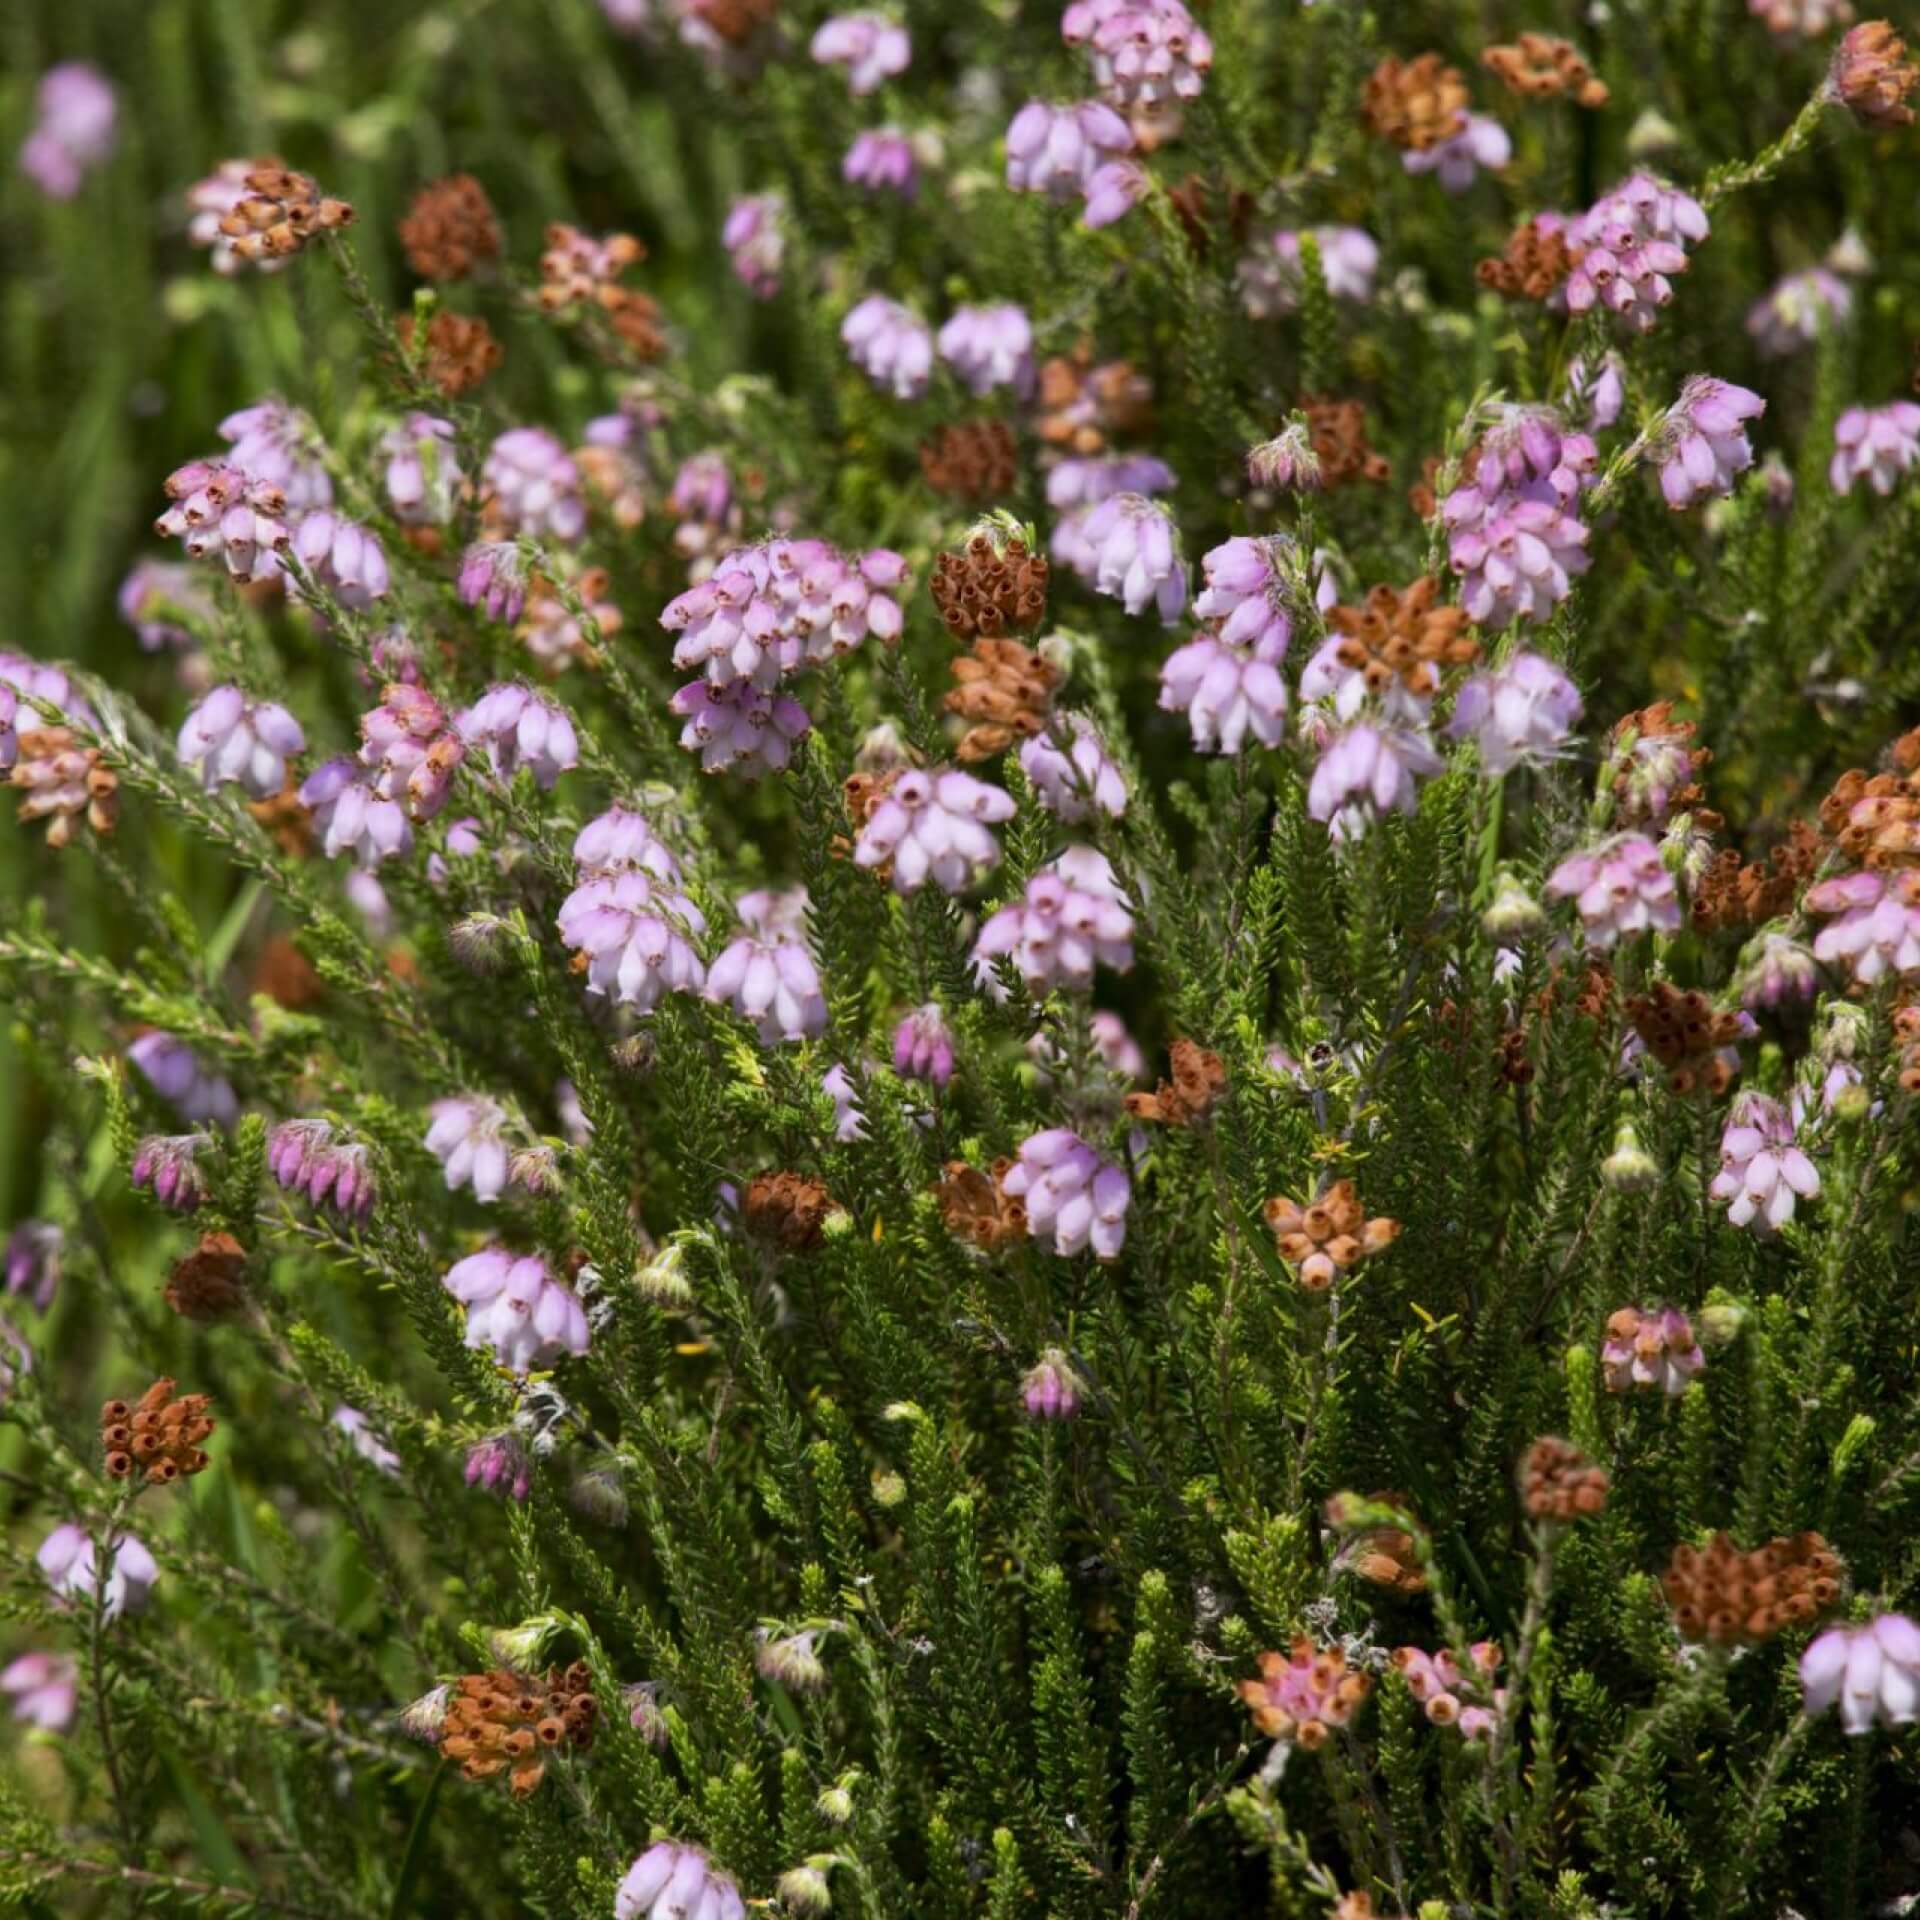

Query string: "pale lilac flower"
[458, 541, 531, 624]
[36, 1524, 157, 1621]
[1158, 628, 1290, 754]
[0, 1316, 29, 1401]
[1194, 535, 1299, 654]
[974, 846, 1134, 991]
[1446, 652, 1584, 774]
[1656, 377, 1765, 509]
[843, 129, 918, 197]
[1403, 113, 1511, 192]
[457, 684, 579, 789]
[268, 1119, 377, 1223]
[1046, 453, 1177, 512]
[1710, 1091, 1820, 1232]
[119, 559, 215, 652]
[1739, 931, 1819, 1010]
[176, 685, 305, 799]
[1307, 721, 1446, 841]
[382, 414, 458, 524]
[1091, 1010, 1146, 1080]
[131, 1134, 214, 1212]
[0, 655, 91, 734]
[219, 400, 332, 512]
[1564, 354, 1627, 433]
[663, 538, 907, 686]
[299, 757, 412, 867]
[1747, 266, 1852, 356]
[1601, 1306, 1706, 1394]
[841, 295, 934, 398]
[1004, 99, 1135, 202]
[344, 870, 394, 938]
[4, 1223, 62, 1313]
[616, 1844, 746, 1920]
[810, 12, 911, 92]
[1563, 172, 1709, 333]
[1829, 402, 1920, 496]
[1020, 716, 1128, 820]
[1807, 868, 1920, 985]
[155, 460, 290, 584]
[722, 194, 784, 299]
[1020, 1347, 1084, 1420]
[332, 1406, 400, 1474]
[1071, 493, 1186, 622]
[1442, 410, 1597, 628]
[573, 805, 683, 880]
[0, 1652, 77, 1732]
[425, 1096, 512, 1203]
[1082, 159, 1148, 228]
[465, 1431, 533, 1501]
[483, 428, 586, 543]
[1237, 226, 1378, 318]
[18, 64, 116, 200]
[128, 1033, 239, 1128]
[442, 1248, 590, 1373]
[852, 767, 1015, 895]
[670, 453, 736, 559]
[823, 1063, 867, 1143]
[1246, 421, 1322, 493]
[706, 889, 827, 1043]
[1546, 833, 1682, 948]
[1802, 1615, 1920, 1733]
[938, 303, 1035, 398]
[670, 678, 811, 777]
[1001, 1128, 1130, 1258]
[1063, 0, 1213, 110]
[557, 869, 708, 1011]
[291, 511, 391, 608]
[893, 1004, 954, 1089]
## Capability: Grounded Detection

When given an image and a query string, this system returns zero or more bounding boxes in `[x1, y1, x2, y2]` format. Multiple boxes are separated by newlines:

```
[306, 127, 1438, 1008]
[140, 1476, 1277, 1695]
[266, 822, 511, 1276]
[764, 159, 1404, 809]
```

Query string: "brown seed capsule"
[437, 1662, 597, 1796]
[930, 533, 1052, 642]
[943, 636, 1060, 760]
[920, 421, 1020, 502]
[1661, 1530, 1844, 1645]
[1482, 33, 1609, 107]
[395, 309, 503, 397]
[742, 1171, 835, 1252]
[165, 1231, 251, 1322]
[1361, 52, 1469, 151]
[1830, 21, 1919, 129]
[1477, 219, 1581, 302]
[397, 173, 502, 282]
[102, 1377, 217, 1483]
[1125, 1039, 1227, 1127]
[1302, 398, 1391, 489]
[1519, 1436, 1610, 1522]
[934, 1159, 1028, 1253]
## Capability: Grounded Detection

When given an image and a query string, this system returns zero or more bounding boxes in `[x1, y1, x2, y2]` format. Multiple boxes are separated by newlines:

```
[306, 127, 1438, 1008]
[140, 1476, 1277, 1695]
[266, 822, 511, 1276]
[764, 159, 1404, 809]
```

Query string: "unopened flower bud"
[486, 1613, 565, 1671]
[1625, 107, 1681, 157]
[777, 1863, 834, 1914]
[636, 1241, 694, 1305]
[449, 913, 513, 972]
[1482, 870, 1546, 941]
[1697, 1299, 1747, 1347]
[568, 1463, 629, 1528]
[756, 1628, 829, 1693]
[623, 1680, 669, 1748]
[855, 720, 911, 774]
[1601, 1118, 1659, 1193]
[816, 1784, 855, 1825]
[870, 1469, 906, 1507]
[1246, 419, 1322, 493]
[1020, 1348, 1084, 1421]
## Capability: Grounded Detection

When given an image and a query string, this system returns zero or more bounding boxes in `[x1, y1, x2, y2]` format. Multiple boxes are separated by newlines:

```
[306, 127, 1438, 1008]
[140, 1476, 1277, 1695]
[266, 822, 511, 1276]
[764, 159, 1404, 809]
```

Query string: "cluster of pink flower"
[1393, 1642, 1504, 1740]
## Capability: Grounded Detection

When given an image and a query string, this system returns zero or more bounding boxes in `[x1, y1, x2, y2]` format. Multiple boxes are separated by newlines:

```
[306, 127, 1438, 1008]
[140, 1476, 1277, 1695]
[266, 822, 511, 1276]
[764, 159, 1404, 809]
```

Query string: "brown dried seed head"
[398, 173, 502, 282]
[1362, 52, 1470, 150]
[396, 309, 503, 397]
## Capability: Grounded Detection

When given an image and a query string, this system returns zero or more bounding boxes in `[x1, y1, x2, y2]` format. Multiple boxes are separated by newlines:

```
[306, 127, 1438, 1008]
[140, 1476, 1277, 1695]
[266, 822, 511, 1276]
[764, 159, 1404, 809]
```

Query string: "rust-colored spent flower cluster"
[218, 166, 354, 265]
[537, 224, 666, 361]
[920, 421, 1020, 502]
[1624, 981, 1747, 1094]
[1482, 33, 1609, 107]
[1326, 578, 1478, 701]
[1691, 823, 1821, 932]
[1035, 345, 1153, 456]
[945, 640, 1060, 761]
[1661, 1531, 1843, 1645]
[1521, 1437, 1609, 1522]
[1830, 21, 1919, 128]
[1478, 220, 1581, 302]
[935, 1160, 1028, 1253]
[930, 532, 1050, 641]
[164, 1231, 250, 1322]
[743, 1171, 835, 1251]
[396, 309, 503, 398]
[11, 728, 118, 848]
[397, 173, 503, 282]
[1361, 53, 1469, 151]
[1304, 398, 1391, 489]
[1262, 1180, 1400, 1291]
[1125, 1039, 1227, 1127]
[439, 1663, 597, 1796]
[1895, 1005, 1920, 1091]
[1237, 1638, 1373, 1747]
[1818, 730, 1920, 864]
[102, 1378, 215, 1484]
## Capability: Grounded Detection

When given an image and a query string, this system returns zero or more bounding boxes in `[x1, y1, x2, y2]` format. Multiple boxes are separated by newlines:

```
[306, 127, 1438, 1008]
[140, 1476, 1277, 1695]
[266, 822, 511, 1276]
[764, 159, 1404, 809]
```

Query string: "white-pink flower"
[1806, 867, 1920, 985]
[426, 1095, 513, 1203]
[36, 1523, 157, 1621]
[1709, 1091, 1819, 1233]
[1004, 99, 1135, 203]
[853, 767, 1015, 895]
[1545, 833, 1681, 948]
[1656, 377, 1765, 509]
[1307, 721, 1445, 841]
[176, 685, 306, 799]
[841, 296, 934, 399]
[1401, 113, 1510, 192]
[809, 12, 911, 94]
[1001, 1128, 1131, 1259]
[442, 1249, 590, 1373]
[974, 847, 1134, 991]
[1020, 716, 1128, 820]
[706, 889, 827, 1043]
[1801, 1615, 1920, 1733]
[1072, 493, 1187, 622]
[1829, 402, 1920, 496]
[1447, 653, 1584, 775]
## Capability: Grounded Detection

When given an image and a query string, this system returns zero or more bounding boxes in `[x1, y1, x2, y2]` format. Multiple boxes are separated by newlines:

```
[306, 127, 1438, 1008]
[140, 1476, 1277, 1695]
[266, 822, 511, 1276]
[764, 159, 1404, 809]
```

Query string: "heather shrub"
[7, 2, 1920, 1916]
